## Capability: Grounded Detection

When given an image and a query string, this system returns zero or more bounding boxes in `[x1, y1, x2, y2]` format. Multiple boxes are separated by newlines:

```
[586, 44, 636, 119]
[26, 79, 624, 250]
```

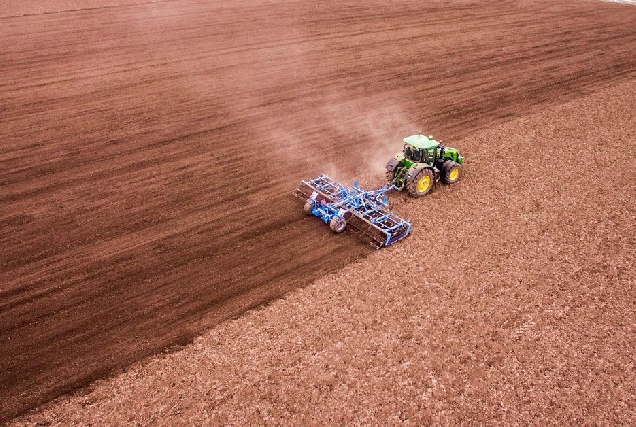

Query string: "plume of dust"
[319, 97, 420, 189]
[117, 2, 421, 192]
[270, 95, 422, 190]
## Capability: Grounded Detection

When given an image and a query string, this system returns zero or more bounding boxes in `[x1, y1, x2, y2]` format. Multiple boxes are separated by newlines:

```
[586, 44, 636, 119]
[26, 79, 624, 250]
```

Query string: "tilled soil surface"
[1, 0, 635, 422]
[15, 80, 636, 425]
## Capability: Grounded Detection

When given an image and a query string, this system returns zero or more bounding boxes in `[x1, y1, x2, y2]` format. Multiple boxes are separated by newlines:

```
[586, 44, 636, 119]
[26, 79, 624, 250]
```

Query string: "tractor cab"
[386, 133, 464, 197]
[403, 134, 440, 165]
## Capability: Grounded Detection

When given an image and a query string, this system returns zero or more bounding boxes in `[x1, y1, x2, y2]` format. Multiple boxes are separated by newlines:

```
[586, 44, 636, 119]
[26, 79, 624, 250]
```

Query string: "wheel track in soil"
[1, 0, 635, 421]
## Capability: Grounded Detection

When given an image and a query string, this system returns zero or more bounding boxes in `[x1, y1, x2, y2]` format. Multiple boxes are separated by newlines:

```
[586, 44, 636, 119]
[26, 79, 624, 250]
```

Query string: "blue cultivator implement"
[294, 175, 411, 248]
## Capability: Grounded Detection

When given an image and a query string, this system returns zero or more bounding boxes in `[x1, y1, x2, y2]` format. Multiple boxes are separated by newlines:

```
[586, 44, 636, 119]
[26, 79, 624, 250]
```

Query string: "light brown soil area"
[2, 0, 636, 423]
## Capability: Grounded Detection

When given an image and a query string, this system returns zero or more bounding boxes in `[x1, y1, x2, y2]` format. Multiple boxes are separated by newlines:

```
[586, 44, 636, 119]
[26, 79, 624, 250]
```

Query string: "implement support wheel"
[329, 216, 347, 233]
[304, 199, 315, 215]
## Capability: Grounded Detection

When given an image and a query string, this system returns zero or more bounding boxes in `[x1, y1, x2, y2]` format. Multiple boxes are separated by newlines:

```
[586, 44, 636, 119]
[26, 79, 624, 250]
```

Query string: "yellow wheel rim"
[416, 175, 431, 193]
[449, 167, 459, 181]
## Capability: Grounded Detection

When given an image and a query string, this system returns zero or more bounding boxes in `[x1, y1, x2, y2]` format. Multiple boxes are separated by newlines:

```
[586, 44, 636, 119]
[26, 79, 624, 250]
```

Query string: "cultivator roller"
[294, 175, 411, 248]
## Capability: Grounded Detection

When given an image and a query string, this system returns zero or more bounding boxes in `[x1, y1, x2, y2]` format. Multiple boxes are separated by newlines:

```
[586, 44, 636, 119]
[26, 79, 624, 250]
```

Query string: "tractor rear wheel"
[385, 157, 399, 182]
[329, 216, 347, 233]
[441, 161, 461, 184]
[407, 168, 434, 197]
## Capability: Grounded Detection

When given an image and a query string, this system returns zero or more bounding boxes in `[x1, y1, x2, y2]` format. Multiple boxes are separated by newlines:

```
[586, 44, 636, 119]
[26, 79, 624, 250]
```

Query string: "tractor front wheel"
[441, 161, 461, 184]
[329, 216, 347, 233]
[407, 168, 434, 197]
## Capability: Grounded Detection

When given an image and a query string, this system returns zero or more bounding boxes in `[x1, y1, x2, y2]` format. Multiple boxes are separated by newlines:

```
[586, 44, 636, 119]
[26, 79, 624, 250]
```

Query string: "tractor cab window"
[405, 145, 425, 162]
[404, 145, 415, 161]
[423, 149, 431, 163]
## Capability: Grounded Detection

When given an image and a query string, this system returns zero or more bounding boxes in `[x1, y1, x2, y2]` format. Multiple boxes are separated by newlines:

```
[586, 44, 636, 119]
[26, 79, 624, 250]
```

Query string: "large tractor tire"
[406, 167, 435, 197]
[329, 216, 347, 233]
[385, 157, 399, 182]
[441, 161, 461, 184]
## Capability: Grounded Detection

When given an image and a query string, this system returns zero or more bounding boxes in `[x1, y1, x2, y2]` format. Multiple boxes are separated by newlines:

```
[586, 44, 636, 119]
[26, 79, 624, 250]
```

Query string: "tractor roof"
[403, 134, 439, 150]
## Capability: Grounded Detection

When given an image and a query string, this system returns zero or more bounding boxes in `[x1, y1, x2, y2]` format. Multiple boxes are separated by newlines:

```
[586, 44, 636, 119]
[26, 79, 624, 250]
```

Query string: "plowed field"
[2, 0, 635, 422]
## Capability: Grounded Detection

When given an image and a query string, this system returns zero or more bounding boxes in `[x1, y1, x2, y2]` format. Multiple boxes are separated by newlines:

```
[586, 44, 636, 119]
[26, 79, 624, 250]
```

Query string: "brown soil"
[2, 0, 635, 423]
[14, 80, 636, 425]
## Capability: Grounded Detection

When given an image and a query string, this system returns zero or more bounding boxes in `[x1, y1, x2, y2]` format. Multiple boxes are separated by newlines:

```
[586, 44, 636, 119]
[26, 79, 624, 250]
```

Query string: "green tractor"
[386, 134, 464, 197]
